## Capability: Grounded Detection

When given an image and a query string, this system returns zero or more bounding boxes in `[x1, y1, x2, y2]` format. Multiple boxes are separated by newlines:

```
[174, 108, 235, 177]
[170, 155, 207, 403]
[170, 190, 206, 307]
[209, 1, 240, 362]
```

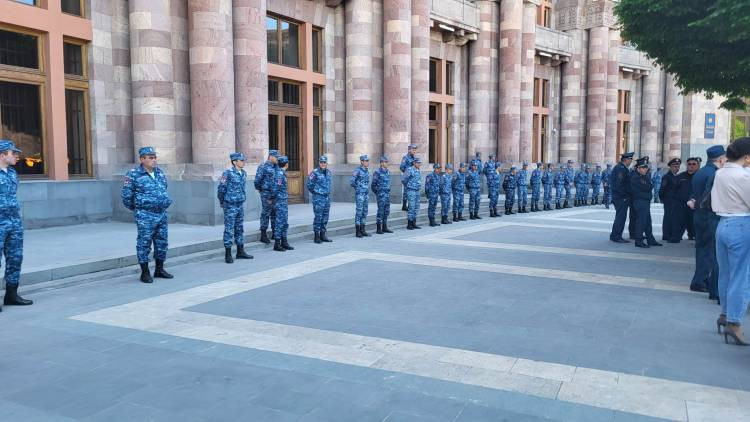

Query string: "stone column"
[171, 1, 193, 164]
[468, 0, 499, 159]
[604, 28, 620, 162]
[129, 0, 177, 163]
[519, 0, 537, 163]
[233, 0, 268, 164]
[664, 74, 683, 160]
[188, 0, 236, 168]
[383, 0, 412, 160]
[640, 67, 662, 161]
[345, 0, 375, 163]
[333, 5, 347, 164]
[498, 0, 523, 163]
[585, 26, 608, 164]
[411, 0, 430, 156]
[560, 29, 586, 163]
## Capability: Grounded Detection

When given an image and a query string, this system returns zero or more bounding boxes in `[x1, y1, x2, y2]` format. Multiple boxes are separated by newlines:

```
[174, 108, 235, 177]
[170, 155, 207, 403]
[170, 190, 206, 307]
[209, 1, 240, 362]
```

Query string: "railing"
[430, 0, 480, 33]
[535, 25, 573, 56]
[618, 44, 653, 70]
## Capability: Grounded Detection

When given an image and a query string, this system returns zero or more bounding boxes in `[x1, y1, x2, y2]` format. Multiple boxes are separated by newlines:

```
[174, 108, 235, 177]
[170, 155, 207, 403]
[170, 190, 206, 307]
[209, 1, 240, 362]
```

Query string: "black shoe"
[361, 224, 372, 236]
[647, 241, 663, 247]
[376, 223, 383, 234]
[225, 247, 234, 264]
[475, 212, 482, 219]
[453, 212, 458, 222]
[429, 218, 438, 227]
[610, 238, 629, 243]
[564, 201, 572, 208]
[521, 206, 527, 213]
[489, 208, 495, 217]
[690, 284, 708, 293]
[382, 222, 393, 233]
[407, 220, 415, 230]
[282, 237, 294, 250]
[667, 239, 681, 243]
[356, 224, 363, 238]
[236, 245, 253, 259]
[402, 200, 408, 211]
[320, 230, 333, 242]
[414, 220, 422, 229]
[469, 212, 476, 220]
[314, 231, 322, 243]
[139, 263, 153, 284]
[442, 216, 450, 224]
[688, 236, 695, 241]
[3, 284, 33, 306]
[273, 238, 285, 251]
[634, 241, 649, 248]
[154, 260, 173, 279]
[458, 213, 465, 221]
[259, 230, 270, 244]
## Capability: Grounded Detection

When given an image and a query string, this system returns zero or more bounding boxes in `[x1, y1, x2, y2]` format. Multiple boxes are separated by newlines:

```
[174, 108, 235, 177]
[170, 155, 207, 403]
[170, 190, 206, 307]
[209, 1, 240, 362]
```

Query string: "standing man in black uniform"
[674, 158, 697, 241]
[683, 157, 701, 240]
[659, 158, 682, 242]
[609, 152, 634, 243]
[631, 158, 663, 248]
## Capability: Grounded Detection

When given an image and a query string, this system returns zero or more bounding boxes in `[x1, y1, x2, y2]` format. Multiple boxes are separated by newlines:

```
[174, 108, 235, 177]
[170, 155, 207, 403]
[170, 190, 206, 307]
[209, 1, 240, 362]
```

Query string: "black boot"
[429, 217, 438, 227]
[236, 245, 253, 259]
[273, 238, 285, 251]
[402, 200, 408, 211]
[356, 224, 363, 238]
[282, 237, 294, 250]
[382, 221, 393, 233]
[489, 208, 496, 218]
[376, 223, 383, 234]
[320, 229, 333, 242]
[407, 220, 415, 230]
[4, 284, 33, 306]
[453, 212, 458, 222]
[564, 200, 571, 208]
[361, 224, 372, 237]
[442, 215, 451, 224]
[414, 220, 422, 229]
[139, 263, 153, 284]
[634, 240, 649, 248]
[475, 210, 482, 219]
[469, 212, 476, 220]
[521, 206, 527, 213]
[458, 212, 465, 221]
[259, 230, 270, 244]
[225, 247, 234, 264]
[154, 260, 173, 279]
[314, 231, 322, 243]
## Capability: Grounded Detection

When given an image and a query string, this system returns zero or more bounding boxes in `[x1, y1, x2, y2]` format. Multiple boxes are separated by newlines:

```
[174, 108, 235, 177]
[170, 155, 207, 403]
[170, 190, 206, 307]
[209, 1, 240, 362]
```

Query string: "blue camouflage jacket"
[218, 167, 247, 206]
[371, 167, 391, 194]
[452, 172, 466, 194]
[601, 168, 612, 187]
[516, 170, 527, 188]
[350, 166, 370, 194]
[399, 154, 415, 173]
[591, 171, 602, 185]
[465, 169, 481, 190]
[402, 166, 421, 191]
[483, 160, 499, 185]
[564, 167, 575, 185]
[307, 167, 332, 196]
[574, 171, 589, 186]
[272, 167, 288, 201]
[554, 171, 565, 186]
[0, 167, 20, 217]
[503, 173, 516, 191]
[425, 172, 441, 196]
[254, 161, 277, 194]
[542, 170, 553, 186]
[440, 173, 452, 195]
[121, 165, 172, 213]
[530, 169, 542, 186]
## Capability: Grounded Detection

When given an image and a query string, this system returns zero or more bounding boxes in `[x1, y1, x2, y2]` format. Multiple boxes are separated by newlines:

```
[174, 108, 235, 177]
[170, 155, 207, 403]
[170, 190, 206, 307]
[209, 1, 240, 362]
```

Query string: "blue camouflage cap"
[0, 139, 21, 153]
[433, 163, 442, 170]
[567, 159, 575, 164]
[537, 162, 543, 167]
[230, 152, 246, 161]
[408, 144, 417, 150]
[706, 145, 726, 159]
[459, 162, 466, 168]
[596, 163, 601, 168]
[523, 161, 529, 167]
[269, 149, 279, 158]
[359, 154, 369, 161]
[319, 154, 328, 163]
[138, 146, 156, 156]
[380, 155, 388, 163]
[414, 157, 422, 164]
[489, 153, 495, 158]
[445, 163, 453, 169]
[510, 165, 517, 170]
[278, 155, 289, 165]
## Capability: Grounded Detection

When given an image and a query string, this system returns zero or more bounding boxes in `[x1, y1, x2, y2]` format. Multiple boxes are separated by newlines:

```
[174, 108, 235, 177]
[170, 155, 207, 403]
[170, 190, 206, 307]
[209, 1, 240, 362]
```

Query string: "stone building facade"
[0, 0, 731, 227]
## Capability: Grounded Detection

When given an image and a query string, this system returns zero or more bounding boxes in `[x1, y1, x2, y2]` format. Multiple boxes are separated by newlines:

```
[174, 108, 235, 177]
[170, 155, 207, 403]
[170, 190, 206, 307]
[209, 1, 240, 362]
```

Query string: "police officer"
[530, 162, 542, 212]
[402, 157, 422, 229]
[564, 160, 575, 208]
[609, 152, 635, 243]
[254, 150, 278, 244]
[452, 163, 467, 221]
[400, 144, 417, 211]
[631, 158, 662, 248]
[371, 155, 393, 234]
[651, 167, 663, 203]
[351, 154, 371, 237]
[554, 166, 565, 209]
[483, 153, 500, 217]
[471, 151, 483, 173]
[426, 163, 442, 227]
[517, 162, 529, 213]
[465, 161, 482, 219]
[307, 155, 333, 243]
[121, 146, 174, 283]
[659, 158, 682, 242]
[591, 164, 602, 205]
[582, 165, 592, 205]
[218, 152, 253, 263]
[0, 140, 33, 308]
[273, 156, 293, 251]
[542, 163, 554, 211]
[602, 163, 613, 208]
[440, 164, 454, 224]
[574, 164, 587, 206]
[503, 166, 517, 215]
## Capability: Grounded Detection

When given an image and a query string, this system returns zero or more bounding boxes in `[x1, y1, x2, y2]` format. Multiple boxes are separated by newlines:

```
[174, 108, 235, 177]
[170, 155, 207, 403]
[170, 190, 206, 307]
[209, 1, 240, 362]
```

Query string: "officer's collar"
[138, 164, 159, 174]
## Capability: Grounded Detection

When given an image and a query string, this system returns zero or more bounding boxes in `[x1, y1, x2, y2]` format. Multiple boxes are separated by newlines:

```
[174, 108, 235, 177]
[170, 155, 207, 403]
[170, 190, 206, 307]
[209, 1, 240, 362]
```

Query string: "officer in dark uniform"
[683, 157, 701, 240]
[609, 152, 634, 243]
[630, 158, 662, 248]
[659, 158, 682, 242]
[218, 152, 253, 263]
[672, 159, 696, 241]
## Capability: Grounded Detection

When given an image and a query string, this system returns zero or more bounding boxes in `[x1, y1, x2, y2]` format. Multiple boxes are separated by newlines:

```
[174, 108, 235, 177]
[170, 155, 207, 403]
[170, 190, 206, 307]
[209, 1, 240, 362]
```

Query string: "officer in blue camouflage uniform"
[590, 164, 603, 205]
[516, 162, 529, 213]
[554, 166, 566, 209]
[440, 164, 453, 225]
[563, 160, 575, 207]
[307, 155, 333, 243]
[351, 154, 371, 237]
[466, 161, 482, 219]
[400, 144, 417, 211]
[483, 153, 500, 217]
[402, 157, 422, 229]
[425, 163, 442, 226]
[0, 140, 33, 308]
[503, 166, 517, 215]
[575, 164, 591, 206]
[542, 163, 555, 211]
[530, 162, 542, 212]
[602, 163, 613, 208]
[471, 151, 483, 173]
[272, 156, 294, 251]
[452, 163, 467, 221]
[218, 152, 254, 263]
[371, 155, 393, 234]
[651, 166, 662, 203]
[254, 150, 278, 243]
[121, 146, 174, 283]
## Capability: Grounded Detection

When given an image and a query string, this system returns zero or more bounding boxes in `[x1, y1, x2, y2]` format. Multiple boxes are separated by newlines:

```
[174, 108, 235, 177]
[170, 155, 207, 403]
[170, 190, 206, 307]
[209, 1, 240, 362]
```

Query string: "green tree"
[733, 117, 748, 140]
[616, 0, 750, 110]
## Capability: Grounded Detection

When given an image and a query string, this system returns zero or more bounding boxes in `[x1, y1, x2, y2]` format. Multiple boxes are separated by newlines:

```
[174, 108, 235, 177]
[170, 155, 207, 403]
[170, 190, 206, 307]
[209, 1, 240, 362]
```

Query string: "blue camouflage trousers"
[260, 193, 275, 232]
[488, 185, 499, 210]
[427, 194, 439, 219]
[355, 192, 369, 225]
[312, 193, 330, 231]
[274, 199, 289, 239]
[223, 204, 245, 248]
[469, 189, 480, 213]
[505, 188, 516, 208]
[556, 185, 565, 206]
[592, 184, 601, 202]
[453, 191, 465, 214]
[517, 187, 528, 207]
[376, 192, 390, 224]
[440, 193, 451, 217]
[543, 185, 552, 208]
[531, 184, 541, 202]
[564, 184, 572, 202]
[135, 210, 168, 264]
[407, 189, 420, 221]
[604, 186, 612, 206]
[575, 184, 585, 202]
[0, 216, 23, 285]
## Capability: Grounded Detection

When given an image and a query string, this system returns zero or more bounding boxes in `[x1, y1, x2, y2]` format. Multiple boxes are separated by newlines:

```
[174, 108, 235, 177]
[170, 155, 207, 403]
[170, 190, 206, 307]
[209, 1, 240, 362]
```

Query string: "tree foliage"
[615, 0, 750, 110]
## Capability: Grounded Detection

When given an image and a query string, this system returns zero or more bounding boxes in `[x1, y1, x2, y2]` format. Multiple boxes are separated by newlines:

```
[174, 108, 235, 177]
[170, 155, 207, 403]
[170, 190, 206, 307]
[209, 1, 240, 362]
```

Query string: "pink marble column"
[640, 67, 662, 161]
[333, 5, 346, 164]
[383, 0, 411, 159]
[519, 0, 537, 163]
[411, 0, 430, 155]
[585, 26, 608, 164]
[664, 74, 683, 160]
[233, 0, 268, 164]
[468, 0, 499, 159]
[171, 1, 193, 164]
[498, 0, 523, 163]
[188, 0, 236, 168]
[604, 28, 620, 162]
[560, 29, 586, 163]
[345, 0, 375, 163]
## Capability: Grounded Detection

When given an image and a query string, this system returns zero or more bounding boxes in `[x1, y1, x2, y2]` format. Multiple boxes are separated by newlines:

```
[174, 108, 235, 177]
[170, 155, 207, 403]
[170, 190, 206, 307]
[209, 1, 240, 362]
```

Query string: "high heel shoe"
[716, 314, 727, 334]
[723, 323, 749, 346]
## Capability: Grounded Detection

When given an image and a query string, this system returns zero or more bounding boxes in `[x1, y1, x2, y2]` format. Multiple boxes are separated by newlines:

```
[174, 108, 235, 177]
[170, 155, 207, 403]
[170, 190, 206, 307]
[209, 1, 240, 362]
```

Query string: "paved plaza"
[1, 205, 748, 421]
